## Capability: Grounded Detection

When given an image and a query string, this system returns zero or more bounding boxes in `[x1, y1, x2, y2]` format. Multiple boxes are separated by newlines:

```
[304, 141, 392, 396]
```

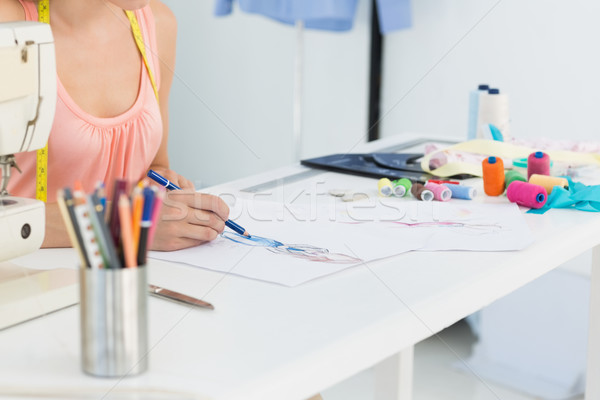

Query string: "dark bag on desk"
[301, 153, 470, 181]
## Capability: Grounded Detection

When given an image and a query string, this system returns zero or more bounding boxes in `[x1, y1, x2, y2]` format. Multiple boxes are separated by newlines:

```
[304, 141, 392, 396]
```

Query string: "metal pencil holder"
[79, 266, 148, 377]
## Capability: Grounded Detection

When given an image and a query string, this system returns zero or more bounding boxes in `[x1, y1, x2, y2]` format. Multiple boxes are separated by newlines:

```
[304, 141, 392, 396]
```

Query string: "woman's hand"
[145, 169, 230, 251]
[145, 166, 195, 191]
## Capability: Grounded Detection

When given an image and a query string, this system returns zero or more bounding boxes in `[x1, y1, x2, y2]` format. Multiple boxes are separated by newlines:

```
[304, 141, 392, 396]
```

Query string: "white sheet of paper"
[150, 199, 533, 286]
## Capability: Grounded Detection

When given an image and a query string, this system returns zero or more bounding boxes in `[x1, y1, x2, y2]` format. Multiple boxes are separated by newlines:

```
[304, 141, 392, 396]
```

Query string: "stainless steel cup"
[79, 266, 148, 377]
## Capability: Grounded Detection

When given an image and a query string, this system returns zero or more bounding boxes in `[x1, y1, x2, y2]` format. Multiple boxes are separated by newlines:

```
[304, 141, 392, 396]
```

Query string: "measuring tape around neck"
[125, 10, 160, 103]
[34, 4, 159, 202]
[36, 0, 49, 202]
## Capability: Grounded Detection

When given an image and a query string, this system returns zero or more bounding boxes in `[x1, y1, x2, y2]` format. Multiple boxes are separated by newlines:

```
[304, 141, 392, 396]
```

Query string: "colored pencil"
[147, 186, 164, 248]
[72, 187, 104, 269]
[89, 193, 121, 269]
[131, 186, 144, 257]
[118, 194, 137, 268]
[56, 189, 89, 267]
[137, 187, 155, 266]
[109, 179, 129, 249]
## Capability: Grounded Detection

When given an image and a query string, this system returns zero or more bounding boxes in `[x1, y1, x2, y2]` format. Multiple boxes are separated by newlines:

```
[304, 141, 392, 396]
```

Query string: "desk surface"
[1, 133, 599, 400]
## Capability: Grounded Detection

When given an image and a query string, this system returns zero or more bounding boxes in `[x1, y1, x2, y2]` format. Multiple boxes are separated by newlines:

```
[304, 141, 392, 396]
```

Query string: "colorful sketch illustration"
[340, 202, 504, 235]
[385, 220, 503, 235]
[149, 200, 533, 286]
[340, 220, 503, 235]
[221, 231, 363, 264]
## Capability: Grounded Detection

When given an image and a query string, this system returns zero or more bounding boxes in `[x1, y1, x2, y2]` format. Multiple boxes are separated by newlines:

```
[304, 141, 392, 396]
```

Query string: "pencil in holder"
[79, 265, 148, 377]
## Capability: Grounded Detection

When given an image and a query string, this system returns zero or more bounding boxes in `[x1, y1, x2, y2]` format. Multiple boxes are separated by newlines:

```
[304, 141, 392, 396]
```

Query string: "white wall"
[162, 0, 371, 187]
[379, 0, 600, 141]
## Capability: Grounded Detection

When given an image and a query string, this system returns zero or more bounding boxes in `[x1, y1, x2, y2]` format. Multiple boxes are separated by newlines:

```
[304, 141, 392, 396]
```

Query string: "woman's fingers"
[149, 191, 231, 251]
[163, 191, 230, 223]
[144, 168, 196, 190]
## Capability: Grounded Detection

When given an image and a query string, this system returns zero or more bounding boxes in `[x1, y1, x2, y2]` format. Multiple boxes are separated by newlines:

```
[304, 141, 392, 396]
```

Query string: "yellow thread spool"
[529, 174, 568, 194]
[378, 178, 393, 197]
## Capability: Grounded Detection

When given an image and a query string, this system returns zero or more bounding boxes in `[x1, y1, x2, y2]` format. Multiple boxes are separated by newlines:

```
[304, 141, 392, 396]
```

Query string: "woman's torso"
[8, 0, 163, 201]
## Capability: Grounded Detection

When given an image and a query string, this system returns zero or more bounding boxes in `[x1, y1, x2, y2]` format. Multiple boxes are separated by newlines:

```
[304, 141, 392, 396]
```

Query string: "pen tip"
[243, 231, 251, 238]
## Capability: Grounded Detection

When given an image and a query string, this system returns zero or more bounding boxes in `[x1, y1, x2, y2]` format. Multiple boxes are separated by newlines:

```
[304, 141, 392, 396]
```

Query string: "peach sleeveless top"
[9, 1, 162, 201]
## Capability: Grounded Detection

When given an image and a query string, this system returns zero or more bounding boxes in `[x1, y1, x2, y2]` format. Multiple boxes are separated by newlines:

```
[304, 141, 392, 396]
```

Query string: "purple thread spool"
[506, 181, 547, 209]
[425, 182, 451, 202]
[527, 151, 550, 179]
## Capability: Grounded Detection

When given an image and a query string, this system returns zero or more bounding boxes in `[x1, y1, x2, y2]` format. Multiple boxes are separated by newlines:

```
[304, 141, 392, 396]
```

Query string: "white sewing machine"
[0, 22, 76, 331]
[0, 21, 56, 262]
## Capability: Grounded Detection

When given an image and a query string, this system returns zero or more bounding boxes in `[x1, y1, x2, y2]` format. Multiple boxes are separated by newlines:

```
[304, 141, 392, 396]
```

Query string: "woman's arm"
[148, 0, 177, 177]
[148, 0, 230, 251]
[42, 203, 71, 247]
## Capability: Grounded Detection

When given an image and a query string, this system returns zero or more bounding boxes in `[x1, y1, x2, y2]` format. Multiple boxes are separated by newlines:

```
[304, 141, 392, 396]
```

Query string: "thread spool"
[482, 156, 505, 196]
[442, 183, 476, 200]
[527, 151, 550, 179]
[378, 178, 393, 197]
[410, 183, 434, 202]
[477, 88, 510, 140]
[425, 182, 451, 202]
[529, 174, 568, 194]
[505, 170, 527, 187]
[467, 84, 489, 140]
[392, 178, 411, 197]
[506, 181, 547, 209]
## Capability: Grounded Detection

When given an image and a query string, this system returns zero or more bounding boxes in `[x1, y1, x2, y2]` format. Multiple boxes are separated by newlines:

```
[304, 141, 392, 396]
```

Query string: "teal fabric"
[527, 177, 600, 214]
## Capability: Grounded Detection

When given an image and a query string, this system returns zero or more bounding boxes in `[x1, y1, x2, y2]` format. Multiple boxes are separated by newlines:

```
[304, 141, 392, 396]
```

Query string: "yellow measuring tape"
[34, 4, 159, 202]
[36, 0, 49, 202]
[125, 10, 160, 104]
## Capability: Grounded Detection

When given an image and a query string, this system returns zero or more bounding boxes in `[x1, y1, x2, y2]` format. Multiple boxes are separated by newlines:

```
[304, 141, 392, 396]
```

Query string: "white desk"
[1, 133, 599, 400]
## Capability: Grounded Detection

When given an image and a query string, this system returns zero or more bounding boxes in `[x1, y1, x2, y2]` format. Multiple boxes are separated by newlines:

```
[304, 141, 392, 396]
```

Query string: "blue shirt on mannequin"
[214, 0, 411, 33]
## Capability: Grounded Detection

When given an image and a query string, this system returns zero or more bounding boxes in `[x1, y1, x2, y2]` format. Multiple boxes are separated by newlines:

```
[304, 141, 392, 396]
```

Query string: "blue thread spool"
[442, 184, 477, 200]
[467, 84, 489, 140]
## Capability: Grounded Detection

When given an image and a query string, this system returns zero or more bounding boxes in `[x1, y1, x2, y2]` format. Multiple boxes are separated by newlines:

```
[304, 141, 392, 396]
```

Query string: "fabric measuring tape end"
[35, 147, 48, 202]
[35, 0, 50, 202]
[125, 10, 160, 104]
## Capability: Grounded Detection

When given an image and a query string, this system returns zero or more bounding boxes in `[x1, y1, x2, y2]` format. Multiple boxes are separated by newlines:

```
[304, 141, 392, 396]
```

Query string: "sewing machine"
[0, 22, 76, 330]
[0, 21, 56, 262]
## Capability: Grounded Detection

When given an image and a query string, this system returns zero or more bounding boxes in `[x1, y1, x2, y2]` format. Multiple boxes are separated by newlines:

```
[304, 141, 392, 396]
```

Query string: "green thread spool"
[505, 170, 527, 187]
[392, 178, 412, 197]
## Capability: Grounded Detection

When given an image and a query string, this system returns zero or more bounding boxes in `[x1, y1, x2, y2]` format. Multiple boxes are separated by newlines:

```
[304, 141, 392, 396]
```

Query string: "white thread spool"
[477, 88, 510, 140]
[467, 84, 489, 140]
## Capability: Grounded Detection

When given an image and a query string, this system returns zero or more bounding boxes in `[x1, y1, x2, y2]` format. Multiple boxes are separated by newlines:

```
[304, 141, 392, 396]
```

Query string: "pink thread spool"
[506, 181, 547, 209]
[425, 182, 451, 202]
[527, 151, 550, 179]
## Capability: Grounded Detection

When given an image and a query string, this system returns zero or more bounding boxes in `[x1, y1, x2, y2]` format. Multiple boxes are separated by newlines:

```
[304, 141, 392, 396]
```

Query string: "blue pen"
[146, 169, 250, 237]
[137, 186, 155, 266]
[147, 169, 181, 191]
